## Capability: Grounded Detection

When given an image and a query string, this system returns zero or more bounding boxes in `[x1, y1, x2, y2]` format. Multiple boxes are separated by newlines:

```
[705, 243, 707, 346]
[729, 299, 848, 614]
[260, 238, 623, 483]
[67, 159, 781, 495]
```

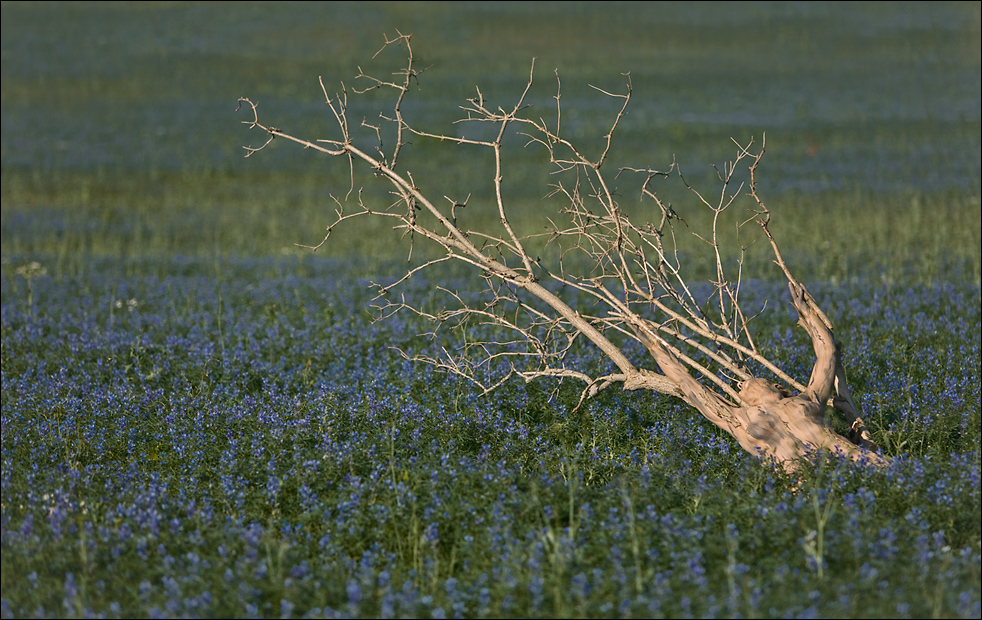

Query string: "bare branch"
[239, 35, 885, 469]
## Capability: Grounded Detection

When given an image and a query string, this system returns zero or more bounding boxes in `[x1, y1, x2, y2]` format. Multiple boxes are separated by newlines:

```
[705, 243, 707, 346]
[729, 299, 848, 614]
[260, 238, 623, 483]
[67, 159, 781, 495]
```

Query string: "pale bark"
[239, 32, 886, 470]
[630, 283, 886, 470]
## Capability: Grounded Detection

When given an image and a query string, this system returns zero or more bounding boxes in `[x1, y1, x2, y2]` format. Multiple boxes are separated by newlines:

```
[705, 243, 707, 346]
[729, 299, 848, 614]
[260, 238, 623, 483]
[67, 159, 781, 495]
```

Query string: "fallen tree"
[239, 32, 885, 471]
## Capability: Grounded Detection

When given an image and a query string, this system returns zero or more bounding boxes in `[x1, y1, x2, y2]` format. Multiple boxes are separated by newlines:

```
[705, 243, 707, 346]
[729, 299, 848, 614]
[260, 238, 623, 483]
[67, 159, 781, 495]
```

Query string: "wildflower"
[15, 261, 46, 279]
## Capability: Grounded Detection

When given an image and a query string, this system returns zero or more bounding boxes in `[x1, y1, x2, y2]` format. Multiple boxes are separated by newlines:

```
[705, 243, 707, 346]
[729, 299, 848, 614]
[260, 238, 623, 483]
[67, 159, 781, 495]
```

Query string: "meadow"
[2, 2, 980, 618]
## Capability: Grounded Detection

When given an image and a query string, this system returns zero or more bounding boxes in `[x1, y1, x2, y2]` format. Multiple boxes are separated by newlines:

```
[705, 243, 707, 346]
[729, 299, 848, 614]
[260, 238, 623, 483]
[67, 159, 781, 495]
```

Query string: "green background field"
[2, 1, 979, 281]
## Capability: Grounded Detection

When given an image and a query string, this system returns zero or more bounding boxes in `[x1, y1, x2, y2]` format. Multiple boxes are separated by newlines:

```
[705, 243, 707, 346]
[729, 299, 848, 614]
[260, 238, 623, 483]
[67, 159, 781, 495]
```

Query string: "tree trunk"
[632, 282, 886, 470]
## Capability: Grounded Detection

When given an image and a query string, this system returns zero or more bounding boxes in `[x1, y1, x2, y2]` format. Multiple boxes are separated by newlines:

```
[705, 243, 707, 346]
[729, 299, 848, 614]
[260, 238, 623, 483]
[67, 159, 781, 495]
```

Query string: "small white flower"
[15, 261, 46, 279]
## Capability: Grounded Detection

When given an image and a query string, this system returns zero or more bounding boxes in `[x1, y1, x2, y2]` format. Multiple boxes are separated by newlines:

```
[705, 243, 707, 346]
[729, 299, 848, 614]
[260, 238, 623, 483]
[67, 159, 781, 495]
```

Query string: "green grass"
[2, 2, 980, 618]
[3, 2, 980, 282]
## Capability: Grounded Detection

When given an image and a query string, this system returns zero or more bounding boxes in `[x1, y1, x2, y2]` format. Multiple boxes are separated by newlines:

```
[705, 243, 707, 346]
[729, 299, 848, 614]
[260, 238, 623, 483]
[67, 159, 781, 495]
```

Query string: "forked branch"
[240, 33, 884, 469]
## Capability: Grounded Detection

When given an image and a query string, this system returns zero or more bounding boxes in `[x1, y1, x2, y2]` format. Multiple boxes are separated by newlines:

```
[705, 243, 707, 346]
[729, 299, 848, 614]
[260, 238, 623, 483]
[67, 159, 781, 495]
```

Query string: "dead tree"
[238, 33, 885, 471]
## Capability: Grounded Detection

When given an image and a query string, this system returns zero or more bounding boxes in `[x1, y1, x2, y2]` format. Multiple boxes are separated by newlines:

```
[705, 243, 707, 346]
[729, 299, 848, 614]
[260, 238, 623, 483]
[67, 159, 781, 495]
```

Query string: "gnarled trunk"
[631, 282, 885, 471]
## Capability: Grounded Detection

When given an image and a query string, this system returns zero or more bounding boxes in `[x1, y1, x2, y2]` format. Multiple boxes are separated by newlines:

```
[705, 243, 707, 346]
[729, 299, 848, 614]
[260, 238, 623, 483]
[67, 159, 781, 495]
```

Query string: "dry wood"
[239, 32, 885, 469]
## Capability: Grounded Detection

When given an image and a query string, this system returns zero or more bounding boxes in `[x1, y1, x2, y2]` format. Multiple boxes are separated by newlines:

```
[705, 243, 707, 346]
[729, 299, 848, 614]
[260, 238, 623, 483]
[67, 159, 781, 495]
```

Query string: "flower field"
[2, 256, 979, 618]
[2, 2, 980, 617]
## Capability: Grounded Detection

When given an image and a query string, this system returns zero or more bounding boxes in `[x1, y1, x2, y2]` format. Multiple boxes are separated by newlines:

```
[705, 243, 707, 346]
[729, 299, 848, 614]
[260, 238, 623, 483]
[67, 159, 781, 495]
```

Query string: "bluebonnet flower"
[2, 249, 978, 618]
[62, 572, 78, 616]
